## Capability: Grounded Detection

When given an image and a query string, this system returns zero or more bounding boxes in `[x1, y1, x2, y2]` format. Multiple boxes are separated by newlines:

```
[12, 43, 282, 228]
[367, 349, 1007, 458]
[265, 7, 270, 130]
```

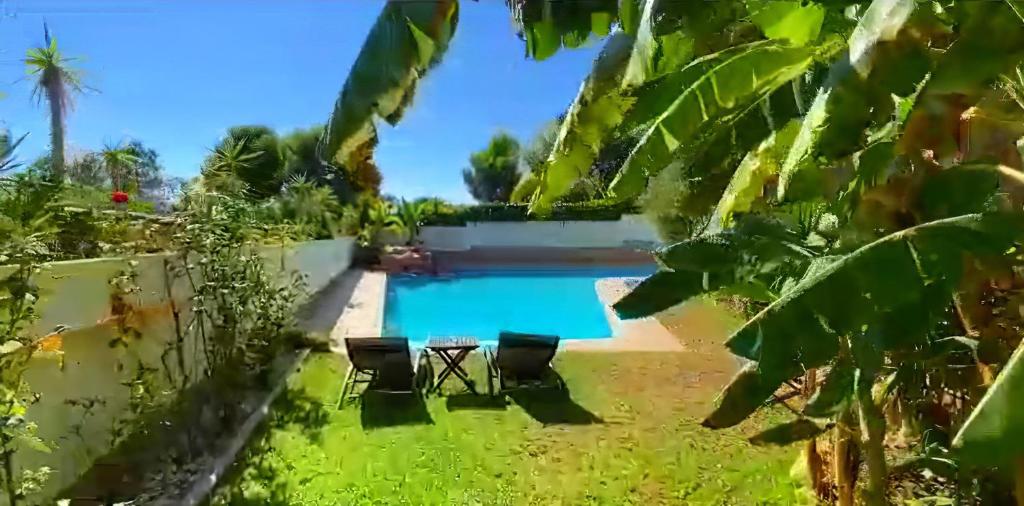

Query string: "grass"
[214, 302, 812, 506]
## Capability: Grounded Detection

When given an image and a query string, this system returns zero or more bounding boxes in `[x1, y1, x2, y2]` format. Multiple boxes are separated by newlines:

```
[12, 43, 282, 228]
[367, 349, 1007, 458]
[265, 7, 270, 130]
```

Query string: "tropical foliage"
[318, 0, 458, 176]
[511, 120, 559, 203]
[282, 126, 360, 200]
[201, 126, 285, 199]
[462, 132, 521, 203]
[316, 0, 1024, 502]
[100, 142, 141, 193]
[503, 0, 1024, 503]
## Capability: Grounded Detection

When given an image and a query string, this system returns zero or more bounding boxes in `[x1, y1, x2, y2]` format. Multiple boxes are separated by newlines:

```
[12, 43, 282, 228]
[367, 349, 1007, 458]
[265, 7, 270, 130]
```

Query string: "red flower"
[111, 191, 130, 204]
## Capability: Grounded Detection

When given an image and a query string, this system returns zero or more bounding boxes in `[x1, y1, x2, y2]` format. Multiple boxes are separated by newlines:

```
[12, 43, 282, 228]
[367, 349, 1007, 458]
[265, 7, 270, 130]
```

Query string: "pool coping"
[329, 270, 684, 353]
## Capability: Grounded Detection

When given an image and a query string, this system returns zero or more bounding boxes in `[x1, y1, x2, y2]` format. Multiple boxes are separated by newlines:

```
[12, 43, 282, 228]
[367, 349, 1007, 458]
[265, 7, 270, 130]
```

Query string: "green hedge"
[420, 200, 639, 226]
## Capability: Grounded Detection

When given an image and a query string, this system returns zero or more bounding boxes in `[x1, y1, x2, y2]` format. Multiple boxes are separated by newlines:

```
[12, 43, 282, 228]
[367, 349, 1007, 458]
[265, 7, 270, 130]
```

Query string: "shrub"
[419, 199, 638, 226]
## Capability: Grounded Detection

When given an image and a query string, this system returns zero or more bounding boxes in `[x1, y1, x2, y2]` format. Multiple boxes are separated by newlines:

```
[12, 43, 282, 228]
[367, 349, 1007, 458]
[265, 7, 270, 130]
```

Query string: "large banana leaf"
[618, 0, 642, 35]
[928, 1, 1024, 94]
[777, 0, 924, 201]
[531, 0, 734, 210]
[506, 0, 617, 61]
[1010, 0, 1024, 23]
[621, 0, 743, 88]
[703, 212, 1024, 428]
[621, 0, 691, 87]
[745, 0, 825, 47]
[613, 216, 812, 318]
[529, 32, 636, 210]
[953, 342, 1024, 467]
[847, 0, 915, 77]
[607, 41, 818, 201]
[712, 119, 802, 228]
[319, 0, 458, 169]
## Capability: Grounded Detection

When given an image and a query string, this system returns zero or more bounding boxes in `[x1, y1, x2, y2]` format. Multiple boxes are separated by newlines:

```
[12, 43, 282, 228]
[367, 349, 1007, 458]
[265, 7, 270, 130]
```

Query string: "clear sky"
[0, 0, 600, 203]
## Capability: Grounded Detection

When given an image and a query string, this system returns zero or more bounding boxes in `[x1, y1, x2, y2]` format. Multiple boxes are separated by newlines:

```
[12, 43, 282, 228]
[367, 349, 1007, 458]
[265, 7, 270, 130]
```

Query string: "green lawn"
[214, 348, 810, 505]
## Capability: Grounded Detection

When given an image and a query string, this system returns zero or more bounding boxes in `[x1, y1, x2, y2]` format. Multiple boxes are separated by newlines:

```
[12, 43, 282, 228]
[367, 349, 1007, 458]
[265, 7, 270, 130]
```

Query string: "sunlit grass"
[214, 349, 809, 505]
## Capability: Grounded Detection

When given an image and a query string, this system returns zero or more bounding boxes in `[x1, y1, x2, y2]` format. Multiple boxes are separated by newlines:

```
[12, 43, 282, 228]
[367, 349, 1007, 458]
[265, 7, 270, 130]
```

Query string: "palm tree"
[24, 24, 84, 181]
[395, 198, 428, 244]
[100, 142, 140, 192]
[0, 129, 28, 175]
[201, 137, 263, 196]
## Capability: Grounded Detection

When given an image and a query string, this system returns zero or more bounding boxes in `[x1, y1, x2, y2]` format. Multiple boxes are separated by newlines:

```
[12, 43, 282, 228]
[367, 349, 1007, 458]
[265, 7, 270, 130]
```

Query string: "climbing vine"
[0, 236, 53, 506]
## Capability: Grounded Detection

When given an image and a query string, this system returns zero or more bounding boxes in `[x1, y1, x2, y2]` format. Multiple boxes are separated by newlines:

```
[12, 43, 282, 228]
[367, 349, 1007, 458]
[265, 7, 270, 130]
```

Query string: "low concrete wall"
[418, 215, 661, 251]
[2, 238, 354, 503]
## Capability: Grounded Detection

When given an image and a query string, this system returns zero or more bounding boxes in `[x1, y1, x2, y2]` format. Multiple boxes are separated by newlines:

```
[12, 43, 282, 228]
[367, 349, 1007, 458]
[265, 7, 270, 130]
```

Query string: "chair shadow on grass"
[270, 388, 333, 444]
[359, 390, 434, 429]
[506, 371, 603, 426]
[446, 392, 509, 411]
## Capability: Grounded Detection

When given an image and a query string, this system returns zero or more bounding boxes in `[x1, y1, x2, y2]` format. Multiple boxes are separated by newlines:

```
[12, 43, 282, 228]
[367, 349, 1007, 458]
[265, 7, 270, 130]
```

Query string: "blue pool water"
[384, 266, 656, 345]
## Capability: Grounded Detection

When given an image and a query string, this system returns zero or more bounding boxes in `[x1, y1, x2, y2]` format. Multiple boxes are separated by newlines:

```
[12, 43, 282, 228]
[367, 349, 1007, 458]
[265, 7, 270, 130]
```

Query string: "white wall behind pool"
[416, 215, 661, 251]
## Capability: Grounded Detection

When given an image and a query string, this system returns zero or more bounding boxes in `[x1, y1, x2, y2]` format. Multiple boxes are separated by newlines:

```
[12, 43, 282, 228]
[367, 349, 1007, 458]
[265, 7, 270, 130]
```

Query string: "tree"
[512, 120, 559, 202]
[100, 142, 140, 193]
[125, 140, 166, 198]
[201, 137, 262, 197]
[24, 24, 84, 181]
[282, 125, 357, 203]
[204, 126, 284, 199]
[462, 132, 521, 203]
[270, 176, 344, 239]
[521, 119, 560, 174]
[67, 152, 107, 187]
[283, 126, 327, 182]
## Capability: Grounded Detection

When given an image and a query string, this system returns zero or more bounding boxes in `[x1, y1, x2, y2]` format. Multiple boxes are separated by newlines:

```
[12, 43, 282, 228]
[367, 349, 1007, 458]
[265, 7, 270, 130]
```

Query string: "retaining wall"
[0, 238, 354, 503]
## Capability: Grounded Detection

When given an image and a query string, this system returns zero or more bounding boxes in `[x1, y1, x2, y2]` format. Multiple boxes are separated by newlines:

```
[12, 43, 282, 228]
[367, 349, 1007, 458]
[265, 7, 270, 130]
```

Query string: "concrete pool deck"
[326, 270, 386, 350]
[323, 270, 687, 353]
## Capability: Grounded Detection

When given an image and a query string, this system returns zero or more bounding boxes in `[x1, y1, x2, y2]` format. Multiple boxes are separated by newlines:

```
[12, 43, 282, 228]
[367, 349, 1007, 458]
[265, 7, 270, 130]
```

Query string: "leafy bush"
[419, 199, 638, 226]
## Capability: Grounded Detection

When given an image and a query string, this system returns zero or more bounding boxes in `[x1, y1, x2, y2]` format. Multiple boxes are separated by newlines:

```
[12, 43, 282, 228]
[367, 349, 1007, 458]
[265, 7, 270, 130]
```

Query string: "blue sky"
[0, 0, 600, 203]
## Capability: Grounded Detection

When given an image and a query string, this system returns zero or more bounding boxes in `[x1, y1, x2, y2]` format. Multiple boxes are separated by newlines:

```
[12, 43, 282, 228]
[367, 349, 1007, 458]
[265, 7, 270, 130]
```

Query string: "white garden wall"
[0, 238, 354, 503]
[418, 215, 661, 251]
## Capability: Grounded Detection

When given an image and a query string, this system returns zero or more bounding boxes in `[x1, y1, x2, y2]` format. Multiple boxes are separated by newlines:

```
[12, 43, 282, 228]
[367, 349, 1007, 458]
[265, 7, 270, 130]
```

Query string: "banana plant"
[326, 2, 1024, 501]
[953, 342, 1024, 493]
[505, 0, 619, 61]
[319, 0, 459, 171]
[603, 1, 1024, 503]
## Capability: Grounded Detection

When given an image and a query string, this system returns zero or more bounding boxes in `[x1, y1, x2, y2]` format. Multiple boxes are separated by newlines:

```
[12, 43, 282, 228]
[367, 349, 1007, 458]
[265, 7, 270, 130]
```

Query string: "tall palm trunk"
[46, 82, 65, 181]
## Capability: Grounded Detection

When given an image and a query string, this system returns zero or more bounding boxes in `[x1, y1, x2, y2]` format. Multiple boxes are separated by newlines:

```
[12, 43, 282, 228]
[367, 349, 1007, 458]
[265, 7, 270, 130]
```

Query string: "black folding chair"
[339, 337, 424, 407]
[484, 332, 563, 395]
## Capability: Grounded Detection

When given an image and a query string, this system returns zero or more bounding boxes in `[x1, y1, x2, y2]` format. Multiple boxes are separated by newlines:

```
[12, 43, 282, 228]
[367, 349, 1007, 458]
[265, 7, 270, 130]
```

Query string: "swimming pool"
[383, 265, 656, 345]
